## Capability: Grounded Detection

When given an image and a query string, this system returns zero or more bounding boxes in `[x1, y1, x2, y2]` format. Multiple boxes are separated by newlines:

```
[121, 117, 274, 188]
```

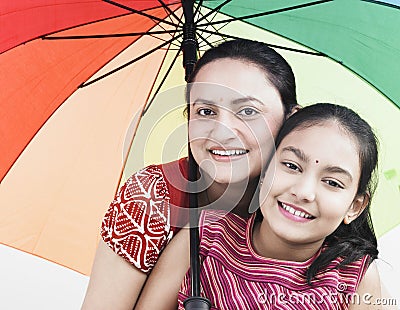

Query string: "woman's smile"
[208, 147, 249, 162]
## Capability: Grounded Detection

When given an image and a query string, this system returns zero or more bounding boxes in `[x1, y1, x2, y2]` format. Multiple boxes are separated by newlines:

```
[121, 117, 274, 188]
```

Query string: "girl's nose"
[290, 175, 316, 202]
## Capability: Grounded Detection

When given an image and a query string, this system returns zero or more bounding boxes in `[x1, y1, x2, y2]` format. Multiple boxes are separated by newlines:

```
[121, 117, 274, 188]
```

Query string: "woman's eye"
[198, 108, 215, 116]
[283, 162, 300, 172]
[238, 108, 258, 116]
[324, 179, 344, 189]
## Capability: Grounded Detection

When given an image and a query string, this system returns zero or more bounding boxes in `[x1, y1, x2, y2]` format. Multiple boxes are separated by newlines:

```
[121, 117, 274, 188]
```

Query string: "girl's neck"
[252, 219, 324, 262]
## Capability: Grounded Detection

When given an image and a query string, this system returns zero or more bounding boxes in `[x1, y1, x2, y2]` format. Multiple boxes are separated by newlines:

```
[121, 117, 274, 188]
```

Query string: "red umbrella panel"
[0, 0, 181, 53]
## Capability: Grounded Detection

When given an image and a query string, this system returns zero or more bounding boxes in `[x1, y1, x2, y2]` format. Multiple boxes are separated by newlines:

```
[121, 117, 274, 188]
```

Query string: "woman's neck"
[201, 178, 259, 218]
[252, 219, 324, 262]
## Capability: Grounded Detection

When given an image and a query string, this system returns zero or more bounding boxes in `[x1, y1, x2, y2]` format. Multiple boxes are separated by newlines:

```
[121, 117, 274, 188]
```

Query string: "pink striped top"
[178, 210, 370, 310]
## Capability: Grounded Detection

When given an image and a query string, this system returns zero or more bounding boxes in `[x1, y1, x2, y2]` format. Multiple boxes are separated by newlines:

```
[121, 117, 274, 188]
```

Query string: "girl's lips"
[278, 201, 315, 223]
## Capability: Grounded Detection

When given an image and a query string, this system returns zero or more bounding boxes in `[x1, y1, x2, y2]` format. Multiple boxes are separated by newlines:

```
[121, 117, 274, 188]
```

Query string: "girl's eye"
[283, 162, 301, 172]
[324, 179, 344, 189]
[198, 108, 216, 116]
[238, 107, 258, 116]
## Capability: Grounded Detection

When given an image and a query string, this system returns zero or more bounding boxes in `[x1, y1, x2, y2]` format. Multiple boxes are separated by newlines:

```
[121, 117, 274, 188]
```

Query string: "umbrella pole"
[182, 1, 211, 309]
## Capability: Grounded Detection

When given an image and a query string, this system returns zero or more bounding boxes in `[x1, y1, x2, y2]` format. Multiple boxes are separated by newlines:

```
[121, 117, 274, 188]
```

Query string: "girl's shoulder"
[199, 210, 247, 240]
[198, 210, 250, 263]
[314, 253, 371, 295]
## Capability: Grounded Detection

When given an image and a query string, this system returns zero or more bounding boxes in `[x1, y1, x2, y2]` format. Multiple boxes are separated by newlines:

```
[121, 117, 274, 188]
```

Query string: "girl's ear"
[344, 193, 370, 225]
[286, 105, 302, 119]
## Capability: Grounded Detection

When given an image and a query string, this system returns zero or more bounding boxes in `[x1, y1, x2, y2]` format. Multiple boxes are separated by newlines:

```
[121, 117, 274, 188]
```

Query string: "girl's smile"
[278, 201, 315, 222]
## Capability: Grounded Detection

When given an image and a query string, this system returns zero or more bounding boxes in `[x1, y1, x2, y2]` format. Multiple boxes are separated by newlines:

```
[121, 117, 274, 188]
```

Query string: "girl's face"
[259, 121, 365, 252]
[189, 58, 285, 185]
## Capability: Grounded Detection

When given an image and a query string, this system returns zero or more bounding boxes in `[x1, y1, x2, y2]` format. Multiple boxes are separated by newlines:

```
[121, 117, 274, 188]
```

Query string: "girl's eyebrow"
[324, 166, 353, 182]
[282, 146, 354, 181]
[282, 146, 309, 162]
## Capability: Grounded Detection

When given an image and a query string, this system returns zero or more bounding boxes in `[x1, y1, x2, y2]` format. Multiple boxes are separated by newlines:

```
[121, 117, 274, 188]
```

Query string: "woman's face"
[189, 58, 285, 185]
[259, 122, 363, 252]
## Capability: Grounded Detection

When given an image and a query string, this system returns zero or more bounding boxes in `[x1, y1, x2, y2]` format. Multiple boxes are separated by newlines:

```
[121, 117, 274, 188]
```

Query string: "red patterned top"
[101, 158, 189, 273]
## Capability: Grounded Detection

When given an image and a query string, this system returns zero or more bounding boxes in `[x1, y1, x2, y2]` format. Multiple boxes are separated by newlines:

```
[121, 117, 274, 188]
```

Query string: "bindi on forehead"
[315, 160, 319, 164]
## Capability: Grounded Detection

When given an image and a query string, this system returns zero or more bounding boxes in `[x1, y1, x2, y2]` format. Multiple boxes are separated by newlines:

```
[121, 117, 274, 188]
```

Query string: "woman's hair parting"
[274, 103, 379, 284]
[186, 39, 298, 116]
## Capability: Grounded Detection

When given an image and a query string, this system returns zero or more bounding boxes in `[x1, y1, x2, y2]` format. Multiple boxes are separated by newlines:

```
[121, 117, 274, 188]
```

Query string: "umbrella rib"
[196, 7, 227, 42]
[362, 0, 400, 9]
[197, 0, 333, 27]
[196, 32, 214, 49]
[197, 6, 231, 46]
[102, 0, 178, 27]
[150, 9, 184, 45]
[158, 0, 183, 25]
[81, 34, 182, 87]
[146, 33, 182, 49]
[142, 45, 182, 115]
[193, 0, 204, 20]
[154, 4, 184, 38]
[43, 29, 181, 40]
[201, 29, 325, 56]
[196, 0, 233, 24]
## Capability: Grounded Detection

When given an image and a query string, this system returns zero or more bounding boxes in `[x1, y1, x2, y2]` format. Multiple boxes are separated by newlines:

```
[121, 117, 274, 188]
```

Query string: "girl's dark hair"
[186, 39, 297, 116]
[264, 103, 379, 284]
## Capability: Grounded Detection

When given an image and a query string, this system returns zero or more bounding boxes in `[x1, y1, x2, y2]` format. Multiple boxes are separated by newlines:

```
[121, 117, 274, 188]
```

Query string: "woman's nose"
[210, 111, 241, 142]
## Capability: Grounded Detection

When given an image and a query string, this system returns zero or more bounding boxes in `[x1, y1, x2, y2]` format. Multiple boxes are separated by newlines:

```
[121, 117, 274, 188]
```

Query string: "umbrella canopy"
[1, 0, 399, 308]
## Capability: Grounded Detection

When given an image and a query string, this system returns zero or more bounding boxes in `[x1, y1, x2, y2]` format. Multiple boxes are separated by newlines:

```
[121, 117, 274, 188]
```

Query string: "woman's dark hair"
[186, 39, 297, 116]
[262, 103, 379, 284]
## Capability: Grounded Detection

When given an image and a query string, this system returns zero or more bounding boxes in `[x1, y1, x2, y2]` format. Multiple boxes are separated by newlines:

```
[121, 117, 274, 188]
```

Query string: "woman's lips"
[208, 148, 249, 162]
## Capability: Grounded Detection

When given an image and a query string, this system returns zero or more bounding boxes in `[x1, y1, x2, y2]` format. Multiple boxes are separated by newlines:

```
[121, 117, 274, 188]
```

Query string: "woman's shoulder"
[124, 158, 188, 193]
[132, 157, 186, 177]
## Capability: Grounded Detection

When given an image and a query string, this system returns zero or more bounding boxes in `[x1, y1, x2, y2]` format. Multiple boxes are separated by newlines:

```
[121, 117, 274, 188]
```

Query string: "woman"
[81, 39, 299, 309]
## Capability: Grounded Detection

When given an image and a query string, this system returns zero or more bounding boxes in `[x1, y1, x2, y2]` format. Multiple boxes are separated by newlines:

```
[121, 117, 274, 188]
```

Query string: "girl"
[141, 103, 382, 309]
[82, 39, 299, 309]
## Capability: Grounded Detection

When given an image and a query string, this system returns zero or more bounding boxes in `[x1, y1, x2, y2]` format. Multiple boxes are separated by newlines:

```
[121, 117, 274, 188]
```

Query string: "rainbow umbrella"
[1, 1, 399, 308]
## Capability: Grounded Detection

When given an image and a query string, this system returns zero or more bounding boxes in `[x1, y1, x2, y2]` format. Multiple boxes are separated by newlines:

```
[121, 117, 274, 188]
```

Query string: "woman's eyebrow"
[281, 146, 309, 162]
[232, 96, 265, 106]
[193, 96, 265, 107]
[192, 98, 216, 106]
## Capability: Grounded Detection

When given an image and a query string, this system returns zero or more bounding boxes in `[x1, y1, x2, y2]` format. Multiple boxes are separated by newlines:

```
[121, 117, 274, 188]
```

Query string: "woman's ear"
[344, 193, 370, 224]
[286, 105, 302, 119]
